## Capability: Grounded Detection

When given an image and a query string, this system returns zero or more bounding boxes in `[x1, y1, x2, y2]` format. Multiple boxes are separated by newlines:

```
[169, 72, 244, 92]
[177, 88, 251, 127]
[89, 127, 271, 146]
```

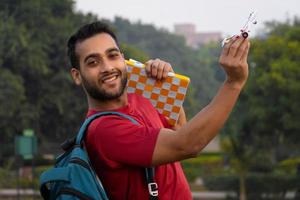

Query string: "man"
[68, 21, 250, 200]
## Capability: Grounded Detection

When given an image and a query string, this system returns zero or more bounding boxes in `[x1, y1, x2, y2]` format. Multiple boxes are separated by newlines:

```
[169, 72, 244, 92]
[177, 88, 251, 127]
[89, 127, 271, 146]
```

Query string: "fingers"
[221, 35, 236, 56]
[145, 60, 152, 76]
[220, 36, 238, 62]
[221, 36, 242, 56]
[145, 59, 173, 80]
[221, 35, 250, 60]
[219, 35, 250, 87]
[227, 36, 246, 58]
[240, 41, 250, 62]
[234, 38, 249, 59]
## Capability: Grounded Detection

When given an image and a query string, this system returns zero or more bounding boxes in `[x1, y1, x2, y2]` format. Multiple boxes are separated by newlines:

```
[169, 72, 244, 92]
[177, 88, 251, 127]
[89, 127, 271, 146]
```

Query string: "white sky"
[75, 0, 300, 37]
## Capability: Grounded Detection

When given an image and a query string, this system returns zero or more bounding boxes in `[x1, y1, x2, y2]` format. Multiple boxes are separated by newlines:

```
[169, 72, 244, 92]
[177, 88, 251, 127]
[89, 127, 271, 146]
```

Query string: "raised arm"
[150, 36, 250, 166]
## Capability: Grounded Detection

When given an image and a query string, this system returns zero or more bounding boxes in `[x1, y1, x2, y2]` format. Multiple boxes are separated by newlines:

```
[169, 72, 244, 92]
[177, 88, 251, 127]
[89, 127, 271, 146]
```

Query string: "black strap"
[145, 167, 158, 200]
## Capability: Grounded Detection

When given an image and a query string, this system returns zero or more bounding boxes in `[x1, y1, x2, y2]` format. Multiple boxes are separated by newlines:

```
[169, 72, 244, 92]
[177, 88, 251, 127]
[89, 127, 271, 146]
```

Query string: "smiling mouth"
[101, 73, 119, 83]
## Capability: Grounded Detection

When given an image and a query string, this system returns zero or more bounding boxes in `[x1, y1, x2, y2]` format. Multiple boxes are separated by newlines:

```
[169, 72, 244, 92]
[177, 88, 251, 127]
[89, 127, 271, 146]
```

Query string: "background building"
[174, 23, 222, 48]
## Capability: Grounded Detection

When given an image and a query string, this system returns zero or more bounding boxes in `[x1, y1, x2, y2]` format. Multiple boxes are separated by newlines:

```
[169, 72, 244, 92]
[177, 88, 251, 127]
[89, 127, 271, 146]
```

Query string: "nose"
[100, 58, 114, 73]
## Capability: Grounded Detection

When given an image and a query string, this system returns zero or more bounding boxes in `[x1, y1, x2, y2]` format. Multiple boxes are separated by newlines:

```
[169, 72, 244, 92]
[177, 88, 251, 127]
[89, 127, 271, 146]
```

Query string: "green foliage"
[0, 0, 97, 162]
[196, 42, 225, 82]
[0, 69, 25, 159]
[219, 17, 300, 199]
[181, 154, 224, 182]
[276, 157, 300, 175]
[245, 18, 300, 158]
[222, 17, 300, 172]
[0, 69, 25, 118]
[120, 43, 149, 62]
[0, 165, 49, 189]
[0, 167, 14, 188]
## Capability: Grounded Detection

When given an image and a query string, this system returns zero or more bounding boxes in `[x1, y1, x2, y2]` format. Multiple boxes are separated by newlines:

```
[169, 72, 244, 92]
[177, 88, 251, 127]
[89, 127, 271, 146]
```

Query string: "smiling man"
[68, 21, 250, 200]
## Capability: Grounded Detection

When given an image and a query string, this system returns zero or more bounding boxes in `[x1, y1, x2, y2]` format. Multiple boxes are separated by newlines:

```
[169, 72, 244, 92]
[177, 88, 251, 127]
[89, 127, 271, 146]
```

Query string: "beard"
[81, 70, 127, 101]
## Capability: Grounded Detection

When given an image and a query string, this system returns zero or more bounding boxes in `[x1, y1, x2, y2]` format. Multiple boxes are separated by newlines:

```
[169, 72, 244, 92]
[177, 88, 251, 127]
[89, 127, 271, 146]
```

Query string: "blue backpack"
[39, 111, 158, 200]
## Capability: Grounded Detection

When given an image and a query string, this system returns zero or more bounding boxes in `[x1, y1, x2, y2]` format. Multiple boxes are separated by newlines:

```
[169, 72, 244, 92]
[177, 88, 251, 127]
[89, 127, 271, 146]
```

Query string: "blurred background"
[0, 0, 299, 199]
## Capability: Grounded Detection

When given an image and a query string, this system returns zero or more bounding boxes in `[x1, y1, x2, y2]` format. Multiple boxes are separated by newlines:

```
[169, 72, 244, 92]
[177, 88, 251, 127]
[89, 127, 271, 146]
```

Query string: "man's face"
[73, 33, 127, 101]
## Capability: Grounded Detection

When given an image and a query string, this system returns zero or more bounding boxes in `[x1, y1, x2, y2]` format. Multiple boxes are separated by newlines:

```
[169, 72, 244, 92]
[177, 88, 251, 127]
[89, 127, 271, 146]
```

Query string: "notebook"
[126, 59, 190, 126]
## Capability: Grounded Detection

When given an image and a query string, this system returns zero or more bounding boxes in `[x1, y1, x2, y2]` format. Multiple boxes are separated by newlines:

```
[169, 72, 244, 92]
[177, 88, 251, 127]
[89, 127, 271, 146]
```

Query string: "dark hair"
[67, 21, 119, 69]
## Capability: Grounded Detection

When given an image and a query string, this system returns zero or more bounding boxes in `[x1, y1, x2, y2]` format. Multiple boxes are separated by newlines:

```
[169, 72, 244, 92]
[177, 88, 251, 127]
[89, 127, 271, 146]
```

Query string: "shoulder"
[85, 113, 140, 143]
[89, 113, 138, 131]
[128, 93, 153, 107]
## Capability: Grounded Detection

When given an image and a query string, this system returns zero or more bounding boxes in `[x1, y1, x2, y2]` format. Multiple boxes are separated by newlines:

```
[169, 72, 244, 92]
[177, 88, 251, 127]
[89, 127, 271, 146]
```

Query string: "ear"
[70, 68, 82, 85]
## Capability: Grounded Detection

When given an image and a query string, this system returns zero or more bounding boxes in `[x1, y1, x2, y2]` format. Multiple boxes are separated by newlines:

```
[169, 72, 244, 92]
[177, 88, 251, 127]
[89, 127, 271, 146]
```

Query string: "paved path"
[0, 189, 230, 199]
[192, 191, 235, 199]
[0, 189, 296, 199]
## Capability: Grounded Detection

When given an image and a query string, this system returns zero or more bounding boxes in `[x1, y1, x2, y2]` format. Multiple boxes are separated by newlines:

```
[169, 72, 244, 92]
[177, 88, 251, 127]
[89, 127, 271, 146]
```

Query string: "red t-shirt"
[85, 93, 192, 200]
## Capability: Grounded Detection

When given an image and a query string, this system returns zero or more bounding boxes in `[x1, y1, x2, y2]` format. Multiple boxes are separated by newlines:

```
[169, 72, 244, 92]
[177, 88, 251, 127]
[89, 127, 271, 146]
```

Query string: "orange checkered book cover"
[126, 59, 190, 126]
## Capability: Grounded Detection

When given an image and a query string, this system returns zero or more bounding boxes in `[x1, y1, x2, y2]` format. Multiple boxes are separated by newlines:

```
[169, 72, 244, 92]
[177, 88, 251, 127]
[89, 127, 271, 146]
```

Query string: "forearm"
[177, 80, 243, 155]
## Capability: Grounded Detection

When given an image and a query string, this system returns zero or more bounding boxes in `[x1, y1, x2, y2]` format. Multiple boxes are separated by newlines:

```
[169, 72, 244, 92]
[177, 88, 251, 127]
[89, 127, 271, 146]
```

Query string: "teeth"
[103, 75, 117, 83]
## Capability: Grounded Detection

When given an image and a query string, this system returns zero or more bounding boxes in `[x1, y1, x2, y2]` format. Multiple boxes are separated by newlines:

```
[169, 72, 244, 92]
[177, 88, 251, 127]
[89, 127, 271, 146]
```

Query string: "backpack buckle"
[60, 137, 76, 151]
[148, 182, 158, 196]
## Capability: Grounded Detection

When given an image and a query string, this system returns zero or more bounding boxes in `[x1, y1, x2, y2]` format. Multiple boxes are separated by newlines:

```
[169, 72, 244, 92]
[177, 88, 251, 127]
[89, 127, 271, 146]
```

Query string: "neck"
[87, 92, 128, 111]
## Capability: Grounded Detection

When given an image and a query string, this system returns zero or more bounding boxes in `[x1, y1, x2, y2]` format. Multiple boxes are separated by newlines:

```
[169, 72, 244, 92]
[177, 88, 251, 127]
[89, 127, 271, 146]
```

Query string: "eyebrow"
[106, 47, 120, 54]
[83, 47, 121, 63]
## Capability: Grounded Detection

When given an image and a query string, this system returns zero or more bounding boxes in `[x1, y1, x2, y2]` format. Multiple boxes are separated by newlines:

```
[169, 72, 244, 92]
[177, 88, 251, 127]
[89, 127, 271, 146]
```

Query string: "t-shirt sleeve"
[87, 115, 160, 167]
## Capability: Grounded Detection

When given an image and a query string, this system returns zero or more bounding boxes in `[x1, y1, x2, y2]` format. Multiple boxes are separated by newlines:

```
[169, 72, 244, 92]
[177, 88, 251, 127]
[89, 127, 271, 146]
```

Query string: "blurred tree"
[221, 17, 300, 199]
[221, 134, 257, 200]
[245, 18, 300, 161]
[120, 43, 149, 62]
[0, 0, 98, 160]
